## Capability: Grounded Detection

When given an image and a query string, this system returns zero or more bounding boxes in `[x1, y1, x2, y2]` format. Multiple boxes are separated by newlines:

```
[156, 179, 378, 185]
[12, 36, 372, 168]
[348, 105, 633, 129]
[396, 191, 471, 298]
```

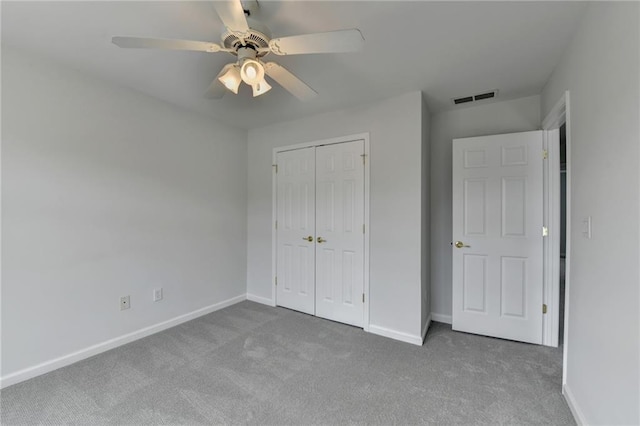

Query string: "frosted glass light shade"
[252, 79, 272, 97]
[218, 64, 241, 94]
[240, 59, 265, 86]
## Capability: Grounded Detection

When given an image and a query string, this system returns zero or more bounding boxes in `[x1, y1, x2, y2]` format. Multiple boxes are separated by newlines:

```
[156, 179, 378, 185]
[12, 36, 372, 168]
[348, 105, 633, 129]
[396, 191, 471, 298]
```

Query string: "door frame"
[541, 91, 571, 368]
[271, 133, 371, 331]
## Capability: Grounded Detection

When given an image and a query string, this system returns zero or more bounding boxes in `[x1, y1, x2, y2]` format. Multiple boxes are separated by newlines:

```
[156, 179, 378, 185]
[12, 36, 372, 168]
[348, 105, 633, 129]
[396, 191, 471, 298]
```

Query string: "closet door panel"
[315, 141, 365, 327]
[276, 147, 316, 315]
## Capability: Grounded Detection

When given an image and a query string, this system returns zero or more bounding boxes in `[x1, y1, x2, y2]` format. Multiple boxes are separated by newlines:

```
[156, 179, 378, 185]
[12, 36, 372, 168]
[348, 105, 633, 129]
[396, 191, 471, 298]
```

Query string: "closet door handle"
[302, 236, 314, 242]
[317, 237, 327, 243]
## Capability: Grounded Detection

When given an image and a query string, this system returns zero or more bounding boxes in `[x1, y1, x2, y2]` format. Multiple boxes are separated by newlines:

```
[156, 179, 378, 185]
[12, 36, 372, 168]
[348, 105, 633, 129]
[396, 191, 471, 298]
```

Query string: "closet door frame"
[272, 133, 371, 331]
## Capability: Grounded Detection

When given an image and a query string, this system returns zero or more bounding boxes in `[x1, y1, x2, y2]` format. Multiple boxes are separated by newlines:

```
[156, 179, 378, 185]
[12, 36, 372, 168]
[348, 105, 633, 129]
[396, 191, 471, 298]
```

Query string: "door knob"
[302, 236, 313, 242]
[317, 237, 327, 243]
[454, 241, 470, 249]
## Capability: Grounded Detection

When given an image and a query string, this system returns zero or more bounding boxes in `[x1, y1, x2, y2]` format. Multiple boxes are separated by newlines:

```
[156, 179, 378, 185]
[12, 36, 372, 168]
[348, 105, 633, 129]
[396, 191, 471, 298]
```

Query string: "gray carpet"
[1, 301, 574, 425]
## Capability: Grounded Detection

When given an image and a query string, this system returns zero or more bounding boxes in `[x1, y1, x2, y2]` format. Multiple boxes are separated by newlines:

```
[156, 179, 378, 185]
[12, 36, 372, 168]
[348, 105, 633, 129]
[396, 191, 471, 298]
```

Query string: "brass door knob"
[302, 236, 313, 242]
[454, 241, 470, 249]
[317, 237, 327, 243]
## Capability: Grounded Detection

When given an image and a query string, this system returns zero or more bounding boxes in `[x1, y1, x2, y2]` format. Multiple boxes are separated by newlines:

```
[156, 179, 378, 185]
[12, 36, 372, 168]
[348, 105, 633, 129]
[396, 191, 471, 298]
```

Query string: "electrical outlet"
[120, 295, 130, 310]
[153, 288, 163, 302]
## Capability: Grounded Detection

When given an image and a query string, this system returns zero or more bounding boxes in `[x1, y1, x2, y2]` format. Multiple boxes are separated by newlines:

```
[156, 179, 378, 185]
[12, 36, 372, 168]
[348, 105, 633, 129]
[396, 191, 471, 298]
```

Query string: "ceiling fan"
[112, 0, 364, 101]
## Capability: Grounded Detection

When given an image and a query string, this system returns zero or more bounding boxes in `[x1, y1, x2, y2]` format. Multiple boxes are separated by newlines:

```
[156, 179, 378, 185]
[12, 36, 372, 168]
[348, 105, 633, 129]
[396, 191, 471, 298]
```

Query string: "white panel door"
[452, 131, 544, 344]
[315, 141, 365, 327]
[276, 147, 316, 315]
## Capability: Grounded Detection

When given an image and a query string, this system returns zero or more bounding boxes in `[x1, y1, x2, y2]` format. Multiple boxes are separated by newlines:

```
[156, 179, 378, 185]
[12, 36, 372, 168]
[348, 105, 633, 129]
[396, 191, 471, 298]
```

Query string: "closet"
[275, 139, 365, 327]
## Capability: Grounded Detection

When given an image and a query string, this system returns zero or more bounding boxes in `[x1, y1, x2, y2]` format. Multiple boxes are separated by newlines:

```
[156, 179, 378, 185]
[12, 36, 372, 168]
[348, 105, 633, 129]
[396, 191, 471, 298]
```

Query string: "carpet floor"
[0, 301, 574, 425]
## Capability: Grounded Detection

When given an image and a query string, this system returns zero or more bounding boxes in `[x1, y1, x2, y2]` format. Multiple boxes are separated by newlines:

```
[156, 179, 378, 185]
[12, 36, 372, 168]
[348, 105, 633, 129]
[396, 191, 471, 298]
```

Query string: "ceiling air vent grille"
[452, 90, 498, 106]
[454, 96, 473, 105]
[474, 91, 496, 101]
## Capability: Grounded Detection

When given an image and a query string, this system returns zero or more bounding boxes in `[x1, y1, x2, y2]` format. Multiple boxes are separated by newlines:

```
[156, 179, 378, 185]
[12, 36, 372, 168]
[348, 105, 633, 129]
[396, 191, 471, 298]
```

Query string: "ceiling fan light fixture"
[218, 64, 242, 94]
[240, 59, 265, 86]
[252, 79, 272, 97]
[113, 0, 364, 102]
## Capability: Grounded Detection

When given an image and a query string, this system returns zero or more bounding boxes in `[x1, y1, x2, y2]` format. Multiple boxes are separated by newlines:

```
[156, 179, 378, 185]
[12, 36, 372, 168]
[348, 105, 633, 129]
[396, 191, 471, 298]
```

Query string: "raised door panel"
[502, 177, 527, 238]
[501, 256, 527, 318]
[463, 254, 488, 313]
[464, 179, 487, 236]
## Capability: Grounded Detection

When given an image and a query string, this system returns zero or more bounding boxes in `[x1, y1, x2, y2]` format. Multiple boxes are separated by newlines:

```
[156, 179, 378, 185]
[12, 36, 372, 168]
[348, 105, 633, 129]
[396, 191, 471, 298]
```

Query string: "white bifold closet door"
[276, 140, 365, 327]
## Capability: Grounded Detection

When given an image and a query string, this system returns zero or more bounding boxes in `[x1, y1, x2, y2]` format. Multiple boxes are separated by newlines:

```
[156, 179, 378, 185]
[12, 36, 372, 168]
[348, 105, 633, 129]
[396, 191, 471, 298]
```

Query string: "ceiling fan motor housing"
[222, 17, 271, 57]
[237, 46, 259, 66]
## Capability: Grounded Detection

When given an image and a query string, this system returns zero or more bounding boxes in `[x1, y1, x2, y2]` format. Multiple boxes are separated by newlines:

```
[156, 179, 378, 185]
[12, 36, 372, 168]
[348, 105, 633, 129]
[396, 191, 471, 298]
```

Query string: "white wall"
[1, 47, 248, 381]
[429, 95, 541, 319]
[247, 91, 426, 340]
[541, 3, 639, 424]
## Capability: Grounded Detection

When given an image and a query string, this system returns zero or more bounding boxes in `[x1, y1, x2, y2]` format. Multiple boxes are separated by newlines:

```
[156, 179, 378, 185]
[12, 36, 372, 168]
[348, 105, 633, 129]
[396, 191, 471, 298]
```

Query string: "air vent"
[453, 96, 473, 105]
[474, 91, 496, 101]
[452, 90, 498, 106]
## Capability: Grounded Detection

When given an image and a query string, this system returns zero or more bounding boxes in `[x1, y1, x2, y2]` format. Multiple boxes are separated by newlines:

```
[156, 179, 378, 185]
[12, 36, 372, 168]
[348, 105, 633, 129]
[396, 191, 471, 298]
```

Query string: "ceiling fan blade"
[264, 62, 317, 101]
[212, 0, 250, 34]
[269, 29, 364, 56]
[112, 37, 222, 53]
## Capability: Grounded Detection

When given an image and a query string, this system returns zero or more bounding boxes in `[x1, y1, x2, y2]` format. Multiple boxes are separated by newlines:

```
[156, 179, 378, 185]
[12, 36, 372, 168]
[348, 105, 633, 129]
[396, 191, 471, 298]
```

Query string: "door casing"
[272, 133, 371, 331]
[542, 91, 571, 360]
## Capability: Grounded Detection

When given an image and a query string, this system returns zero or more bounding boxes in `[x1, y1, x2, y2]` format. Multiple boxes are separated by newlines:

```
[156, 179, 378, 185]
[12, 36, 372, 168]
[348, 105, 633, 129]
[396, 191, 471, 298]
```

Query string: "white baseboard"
[368, 324, 423, 346]
[421, 314, 432, 343]
[431, 312, 452, 324]
[0, 294, 246, 389]
[246, 293, 274, 306]
[563, 383, 586, 425]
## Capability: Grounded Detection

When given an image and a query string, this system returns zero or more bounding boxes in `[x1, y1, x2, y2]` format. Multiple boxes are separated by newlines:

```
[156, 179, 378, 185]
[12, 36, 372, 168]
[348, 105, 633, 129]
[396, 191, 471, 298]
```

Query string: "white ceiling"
[1, 1, 587, 129]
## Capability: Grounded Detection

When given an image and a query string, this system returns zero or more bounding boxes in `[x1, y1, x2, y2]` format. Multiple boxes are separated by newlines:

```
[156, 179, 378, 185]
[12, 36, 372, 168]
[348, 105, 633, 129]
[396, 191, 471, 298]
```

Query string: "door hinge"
[543, 150, 548, 160]
[362, 293, 365, 303]
[543, 304, 547, 314]
[275, 220, 278, 230]
[361, 153, 367, 165]
[273, 164, 278, 173]
[542, 226, 548, 237]
[275, 276, 277, 286]
[363, 224, 365, 234]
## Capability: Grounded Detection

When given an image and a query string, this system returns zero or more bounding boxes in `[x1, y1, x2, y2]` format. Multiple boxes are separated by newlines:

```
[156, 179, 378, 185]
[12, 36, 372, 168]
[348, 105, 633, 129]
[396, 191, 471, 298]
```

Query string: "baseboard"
[368, 324, 423, 346]
[246, 293, 274, 306]
[563, 384, 587, 425]
[0, 294, 246, 389]
[421, 314, 432, 343]
[431, 312, 452, 324]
